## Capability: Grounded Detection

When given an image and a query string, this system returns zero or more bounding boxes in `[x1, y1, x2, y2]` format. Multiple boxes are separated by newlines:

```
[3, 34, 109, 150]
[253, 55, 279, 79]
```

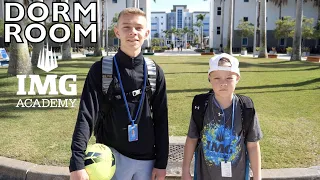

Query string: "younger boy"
[182, 53, 262, 180]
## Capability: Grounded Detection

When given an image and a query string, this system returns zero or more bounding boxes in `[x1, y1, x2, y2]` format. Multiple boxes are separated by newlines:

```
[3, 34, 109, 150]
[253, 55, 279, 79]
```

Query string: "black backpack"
[94, 56, 157, 141]
[191, 89, 255, 145]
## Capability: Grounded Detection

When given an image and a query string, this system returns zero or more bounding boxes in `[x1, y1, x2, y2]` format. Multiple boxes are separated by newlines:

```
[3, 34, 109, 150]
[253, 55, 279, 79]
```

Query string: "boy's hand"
[151, 168, 166, 180]
[181, 171, 192, 180]
[70, 169, 89, 180]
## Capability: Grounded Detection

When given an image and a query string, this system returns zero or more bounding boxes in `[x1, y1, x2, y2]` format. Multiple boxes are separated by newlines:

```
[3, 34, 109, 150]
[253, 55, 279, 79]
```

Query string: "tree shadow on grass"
[159, 61, 319, 69]
[238, 86, 320, 95]
[184, 86, 320, 98]
[164, 66, 320, 75]
[167, 77, 320, 94]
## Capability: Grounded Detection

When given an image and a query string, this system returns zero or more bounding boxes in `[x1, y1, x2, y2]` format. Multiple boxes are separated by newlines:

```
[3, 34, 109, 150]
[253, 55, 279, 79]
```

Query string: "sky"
[151, 0, 210, 12]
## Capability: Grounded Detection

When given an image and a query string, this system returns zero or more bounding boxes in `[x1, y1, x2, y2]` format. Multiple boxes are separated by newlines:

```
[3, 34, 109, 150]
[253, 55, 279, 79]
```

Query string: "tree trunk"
[209, 0, 214, 48]
[318, 4, 320, 21]
[253, 0, 258, 57]
[291, 0, 303, 61]
[94, 0, 102, 56]
[221, 0, 225, 48]
[7, 0, 32, 75]
[227, 0, 234, 54]
[258, 0, 267, 58]
[279, 3, 282, 19]
[62, 0, 72, 60]
[101, 0, 105, 51]
[31, 0, 44, 67]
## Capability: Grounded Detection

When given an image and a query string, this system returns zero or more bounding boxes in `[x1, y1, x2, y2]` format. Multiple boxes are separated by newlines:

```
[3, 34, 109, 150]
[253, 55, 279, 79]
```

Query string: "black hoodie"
[69, 49, 169, 172]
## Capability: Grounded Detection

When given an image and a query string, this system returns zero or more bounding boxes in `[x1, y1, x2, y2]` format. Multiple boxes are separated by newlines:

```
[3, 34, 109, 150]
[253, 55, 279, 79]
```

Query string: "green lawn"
[0, 56, 319, 169]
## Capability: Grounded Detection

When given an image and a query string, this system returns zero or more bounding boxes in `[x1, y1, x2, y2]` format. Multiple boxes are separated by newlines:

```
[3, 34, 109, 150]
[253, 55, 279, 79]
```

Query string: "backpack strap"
[94, 57, 113, 138]
[102, 57, 113, 95]
[191, 90, 212, 145]
[236, 94, 255, 143]
[236, 95, 255, 180]
[145, 57, 157, 95]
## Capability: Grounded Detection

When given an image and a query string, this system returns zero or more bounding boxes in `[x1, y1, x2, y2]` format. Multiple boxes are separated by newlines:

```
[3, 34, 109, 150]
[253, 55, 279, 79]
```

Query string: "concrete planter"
[302, 52, 310, 56]
[241, 50, 247, 55]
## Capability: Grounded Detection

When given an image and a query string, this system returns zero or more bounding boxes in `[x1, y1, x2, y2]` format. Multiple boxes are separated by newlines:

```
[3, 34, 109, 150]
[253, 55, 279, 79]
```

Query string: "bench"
[268, 54, 278, 58]
[201, 52, 214, 55]
[306, 56, 320, 62]
[143, 52, 154, 55]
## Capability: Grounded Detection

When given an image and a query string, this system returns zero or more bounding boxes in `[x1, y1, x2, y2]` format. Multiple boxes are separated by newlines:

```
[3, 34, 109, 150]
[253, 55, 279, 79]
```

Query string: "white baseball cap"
[208, 53, 240, 76]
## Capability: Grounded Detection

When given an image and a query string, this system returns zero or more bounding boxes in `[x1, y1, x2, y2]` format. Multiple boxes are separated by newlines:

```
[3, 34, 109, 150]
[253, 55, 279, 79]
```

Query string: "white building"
[151, 5, 209, 47]
[151, 12, 167, 41]
[211, 0, 319, 52]
[0, 0, 151, 48]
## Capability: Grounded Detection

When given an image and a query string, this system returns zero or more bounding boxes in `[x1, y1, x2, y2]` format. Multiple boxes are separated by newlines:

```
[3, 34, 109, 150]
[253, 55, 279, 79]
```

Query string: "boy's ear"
[236, 75, 241, 83]
[114, 26, 120, 39]
[144, 29, 150, 39]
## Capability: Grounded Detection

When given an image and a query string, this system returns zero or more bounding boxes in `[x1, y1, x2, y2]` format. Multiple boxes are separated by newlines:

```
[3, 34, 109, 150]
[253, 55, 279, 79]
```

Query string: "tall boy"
[182, 53, 262, 180]
[69, 8, 168, 180]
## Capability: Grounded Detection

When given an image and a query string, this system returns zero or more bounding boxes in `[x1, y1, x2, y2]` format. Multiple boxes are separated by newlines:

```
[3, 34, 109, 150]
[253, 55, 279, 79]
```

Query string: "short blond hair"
[118, 7, 146, 20]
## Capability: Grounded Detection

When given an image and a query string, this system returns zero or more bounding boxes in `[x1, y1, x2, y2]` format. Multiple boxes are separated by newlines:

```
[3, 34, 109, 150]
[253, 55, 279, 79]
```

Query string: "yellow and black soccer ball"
[84, 143, 116, 180]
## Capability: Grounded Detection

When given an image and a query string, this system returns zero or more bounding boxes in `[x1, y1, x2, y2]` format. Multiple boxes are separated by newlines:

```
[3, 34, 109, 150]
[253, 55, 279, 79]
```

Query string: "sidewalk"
[1, 136, 319, 180]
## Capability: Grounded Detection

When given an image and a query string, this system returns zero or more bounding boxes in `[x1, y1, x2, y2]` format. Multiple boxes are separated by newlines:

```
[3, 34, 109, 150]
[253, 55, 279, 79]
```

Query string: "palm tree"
[31, 0, 44, 67]
[291, 0, 303, 61]
[226, 0, 234, 54]
[196, 13, 206, 49]
[169, 27, 178, 46]
[182, 27, 189, 48]
[312, 0, 320, 20]
[94, 0, 102, 56]
[7, 0, 32, 75]
[61, 0, 72, 60]
[258, 0, 268, 58]
[270, 0, 288, 19]
[220, 0, 226, 49]
[193, 21, 203, 48]
[188, 28, 196, 44]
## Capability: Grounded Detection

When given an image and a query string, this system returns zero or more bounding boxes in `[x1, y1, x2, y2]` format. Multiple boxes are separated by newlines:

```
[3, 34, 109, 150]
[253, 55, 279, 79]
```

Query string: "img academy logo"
[16, 45, 77, 108]
[5, 1, 99, 108]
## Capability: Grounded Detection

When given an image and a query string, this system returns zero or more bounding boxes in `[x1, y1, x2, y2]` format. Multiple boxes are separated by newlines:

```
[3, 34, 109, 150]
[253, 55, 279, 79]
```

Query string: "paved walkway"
[1, 136, 319, 180]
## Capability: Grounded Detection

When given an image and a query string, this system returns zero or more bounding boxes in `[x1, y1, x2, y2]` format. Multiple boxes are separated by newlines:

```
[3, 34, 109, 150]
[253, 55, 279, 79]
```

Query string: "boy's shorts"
[110, 148, 155, 180]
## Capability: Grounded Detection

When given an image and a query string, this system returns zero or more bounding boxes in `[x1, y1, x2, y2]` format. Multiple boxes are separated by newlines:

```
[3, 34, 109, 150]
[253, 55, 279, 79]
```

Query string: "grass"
[0, 56, 319, 169]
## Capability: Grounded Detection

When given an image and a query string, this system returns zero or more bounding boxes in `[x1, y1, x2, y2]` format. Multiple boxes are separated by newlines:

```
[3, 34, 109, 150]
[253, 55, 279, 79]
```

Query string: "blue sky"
[151, 0, 210, 12]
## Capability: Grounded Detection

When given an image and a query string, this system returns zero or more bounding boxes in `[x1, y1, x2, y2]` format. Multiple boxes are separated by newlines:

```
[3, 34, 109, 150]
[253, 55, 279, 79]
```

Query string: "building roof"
[151, 11, 167, 14]
[193, 11, 209, 14]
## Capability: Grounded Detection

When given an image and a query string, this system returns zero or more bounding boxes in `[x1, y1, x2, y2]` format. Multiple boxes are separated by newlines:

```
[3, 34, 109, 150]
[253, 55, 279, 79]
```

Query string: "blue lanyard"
[113, 56, 147, 125]
[213, 95, 236, 162]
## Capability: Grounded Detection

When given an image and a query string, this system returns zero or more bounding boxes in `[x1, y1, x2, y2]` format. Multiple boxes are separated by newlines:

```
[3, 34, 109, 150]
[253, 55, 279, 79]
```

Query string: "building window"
[161, 16, 163, 18]
[242, 37, 248, 46]
[243, 17, 248, 21]
[140, 8, 143, 11]
[112, 0, 117, 3]
[280, 38, 285, 46]
[161, 23, 163, 25]
[217, 27, 220, 35]
[244, 0, 249, 2]
[177, 10, 183, 28]
[217, 7, 221, 16]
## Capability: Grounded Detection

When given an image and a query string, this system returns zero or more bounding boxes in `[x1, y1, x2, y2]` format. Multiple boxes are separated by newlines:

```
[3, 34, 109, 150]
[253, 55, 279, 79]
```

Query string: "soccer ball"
[84, 143, 116, 180]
